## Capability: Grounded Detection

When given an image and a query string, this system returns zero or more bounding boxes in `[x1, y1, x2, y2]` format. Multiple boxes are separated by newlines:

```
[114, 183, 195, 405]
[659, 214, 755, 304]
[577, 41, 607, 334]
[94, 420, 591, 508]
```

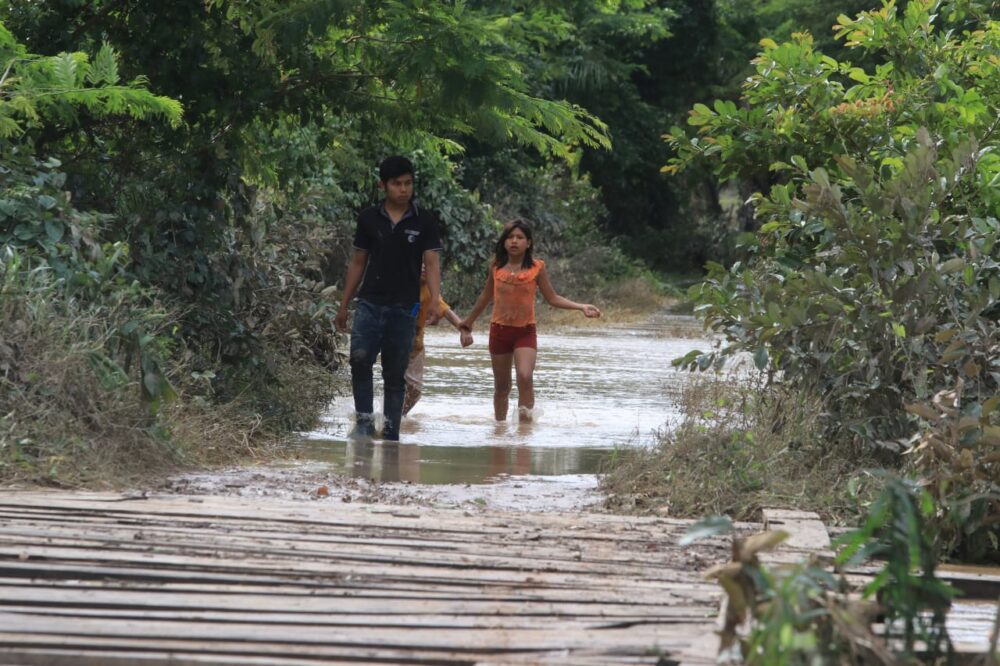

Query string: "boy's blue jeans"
[349, 299, 417, 440]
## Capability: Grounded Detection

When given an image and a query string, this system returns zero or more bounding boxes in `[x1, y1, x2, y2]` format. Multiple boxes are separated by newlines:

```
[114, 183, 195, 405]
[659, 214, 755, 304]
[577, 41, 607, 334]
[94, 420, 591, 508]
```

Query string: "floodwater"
[300, 315, 706, 486]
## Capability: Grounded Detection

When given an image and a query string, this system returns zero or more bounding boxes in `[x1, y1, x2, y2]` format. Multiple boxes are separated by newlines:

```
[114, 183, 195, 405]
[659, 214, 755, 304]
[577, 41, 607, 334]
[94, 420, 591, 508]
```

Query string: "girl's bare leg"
[513, 347, 537, 420]
[490, 353, 514, 421]
[402, 384, 420, 416]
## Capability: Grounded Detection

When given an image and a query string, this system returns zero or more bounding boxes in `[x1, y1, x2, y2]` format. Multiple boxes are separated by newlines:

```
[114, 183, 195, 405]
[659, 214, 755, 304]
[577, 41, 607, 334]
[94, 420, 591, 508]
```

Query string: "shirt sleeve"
[420, 212, 444, 252]
[353, 212, 373, 251]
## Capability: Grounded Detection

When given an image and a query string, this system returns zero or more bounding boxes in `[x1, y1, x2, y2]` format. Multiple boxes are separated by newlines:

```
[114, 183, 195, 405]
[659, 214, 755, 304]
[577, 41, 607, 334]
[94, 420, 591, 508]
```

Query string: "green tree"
[0, 20, 181, 279]
[3, 1, 611, 287]
[667, 0, 1000, 447]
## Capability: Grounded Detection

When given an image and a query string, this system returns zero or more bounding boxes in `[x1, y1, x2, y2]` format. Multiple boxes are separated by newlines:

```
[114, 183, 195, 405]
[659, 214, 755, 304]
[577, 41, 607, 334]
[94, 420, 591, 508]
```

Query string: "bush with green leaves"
[667, 1, 1000, 450]
[686, 475, 955, 665]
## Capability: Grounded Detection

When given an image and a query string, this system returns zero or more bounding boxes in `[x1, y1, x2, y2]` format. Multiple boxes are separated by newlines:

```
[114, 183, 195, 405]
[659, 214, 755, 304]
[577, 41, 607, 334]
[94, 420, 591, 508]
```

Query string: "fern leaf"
[53, 53, 79, 87]
[87, 43, 120, 86]
[0, 112, 21, 138]
[8, 94, 39, 122]
[0, 22, 21, 54]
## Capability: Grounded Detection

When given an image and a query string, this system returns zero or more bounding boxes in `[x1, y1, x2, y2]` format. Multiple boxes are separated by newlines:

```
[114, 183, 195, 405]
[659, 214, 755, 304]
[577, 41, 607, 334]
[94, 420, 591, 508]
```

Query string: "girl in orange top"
[461, 220, 601, 422]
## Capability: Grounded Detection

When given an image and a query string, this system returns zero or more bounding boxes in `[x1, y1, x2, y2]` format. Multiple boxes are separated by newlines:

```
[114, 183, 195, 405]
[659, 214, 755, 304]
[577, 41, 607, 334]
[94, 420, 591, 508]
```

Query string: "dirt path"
[156, 460, 602, 513]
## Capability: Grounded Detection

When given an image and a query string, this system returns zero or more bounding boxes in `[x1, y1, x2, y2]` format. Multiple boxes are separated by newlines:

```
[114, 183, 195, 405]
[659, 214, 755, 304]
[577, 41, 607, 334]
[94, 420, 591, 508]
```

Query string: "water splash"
[512, 406, 544, 424]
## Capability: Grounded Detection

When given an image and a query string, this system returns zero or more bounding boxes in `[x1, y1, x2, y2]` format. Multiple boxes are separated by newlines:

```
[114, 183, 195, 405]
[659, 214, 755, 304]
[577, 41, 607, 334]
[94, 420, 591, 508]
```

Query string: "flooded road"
[301, 316, 704, 485]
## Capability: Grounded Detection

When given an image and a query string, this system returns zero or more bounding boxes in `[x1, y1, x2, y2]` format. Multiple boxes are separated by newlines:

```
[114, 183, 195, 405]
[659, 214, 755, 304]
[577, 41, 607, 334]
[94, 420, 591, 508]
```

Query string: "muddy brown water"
[300, 315, 705, 484]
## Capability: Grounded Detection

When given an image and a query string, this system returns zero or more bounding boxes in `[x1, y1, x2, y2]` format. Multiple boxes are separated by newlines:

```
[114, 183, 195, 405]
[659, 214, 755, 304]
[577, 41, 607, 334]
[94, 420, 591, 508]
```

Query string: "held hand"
[335, 306, 350, 332]
[458, 317, 473, 331]
[425, 301, 441, 325]
[581, 304, 602, 318]
[460, 330, 474, 347]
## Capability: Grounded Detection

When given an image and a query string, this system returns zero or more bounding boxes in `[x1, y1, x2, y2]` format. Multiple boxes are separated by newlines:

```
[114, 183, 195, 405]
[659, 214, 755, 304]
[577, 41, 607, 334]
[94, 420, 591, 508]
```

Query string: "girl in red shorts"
[460, 220, 601, 422]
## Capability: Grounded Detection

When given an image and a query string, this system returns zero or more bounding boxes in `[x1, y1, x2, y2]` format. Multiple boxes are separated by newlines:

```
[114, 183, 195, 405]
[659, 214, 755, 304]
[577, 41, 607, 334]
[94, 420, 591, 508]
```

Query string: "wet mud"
[157, 460, 601, 513]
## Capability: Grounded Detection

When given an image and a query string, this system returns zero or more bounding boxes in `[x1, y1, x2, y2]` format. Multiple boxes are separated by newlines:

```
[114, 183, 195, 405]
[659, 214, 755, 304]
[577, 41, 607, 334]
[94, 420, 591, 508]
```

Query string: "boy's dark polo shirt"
[353, 202, 443, 307]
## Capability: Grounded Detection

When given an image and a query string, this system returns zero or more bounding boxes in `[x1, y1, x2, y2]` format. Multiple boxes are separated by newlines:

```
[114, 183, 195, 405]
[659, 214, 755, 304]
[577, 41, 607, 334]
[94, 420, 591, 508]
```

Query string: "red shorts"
[488, 323, 537, 355]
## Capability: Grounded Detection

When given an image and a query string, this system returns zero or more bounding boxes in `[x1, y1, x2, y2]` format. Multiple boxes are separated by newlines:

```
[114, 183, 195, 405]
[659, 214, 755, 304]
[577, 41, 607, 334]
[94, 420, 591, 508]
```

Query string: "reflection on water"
[303, 315, 704, 483]
[300, 438, 608, 485]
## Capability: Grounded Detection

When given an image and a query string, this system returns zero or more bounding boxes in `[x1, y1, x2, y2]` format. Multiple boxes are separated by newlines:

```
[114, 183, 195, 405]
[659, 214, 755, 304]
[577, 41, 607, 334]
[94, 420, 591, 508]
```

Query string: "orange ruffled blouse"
[491, 259, 544, 327]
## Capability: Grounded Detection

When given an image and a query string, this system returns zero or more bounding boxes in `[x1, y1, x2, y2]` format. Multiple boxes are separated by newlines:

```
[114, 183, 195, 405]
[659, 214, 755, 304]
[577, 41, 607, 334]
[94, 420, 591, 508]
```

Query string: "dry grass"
[0, 277, 338, 488]
[536, 276, 674, 327]
[600, 372, 880, 524]
[1, 300, 176, 486]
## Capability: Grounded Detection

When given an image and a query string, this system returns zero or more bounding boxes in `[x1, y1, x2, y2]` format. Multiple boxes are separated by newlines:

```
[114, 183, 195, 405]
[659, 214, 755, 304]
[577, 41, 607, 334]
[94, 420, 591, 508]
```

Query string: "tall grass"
[601, 370, 882, 523]
[0, 252, 334, 486]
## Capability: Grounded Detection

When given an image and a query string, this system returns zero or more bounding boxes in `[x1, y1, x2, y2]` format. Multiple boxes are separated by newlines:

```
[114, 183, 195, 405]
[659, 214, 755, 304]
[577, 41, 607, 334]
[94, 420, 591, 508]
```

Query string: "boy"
[334, 156, 442, 441]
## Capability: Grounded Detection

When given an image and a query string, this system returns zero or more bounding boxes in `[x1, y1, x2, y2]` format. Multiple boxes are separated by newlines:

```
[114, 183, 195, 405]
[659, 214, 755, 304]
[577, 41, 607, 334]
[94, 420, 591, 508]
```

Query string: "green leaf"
[963, 264, 975, 286]
[680, 515, 733, 545]
[44, 219, 63, 242]
[847, 67, 869, 83]
[753, 346, 768, 370]
[13, 223, 36, 240]
[87, 42, 120, 86]
[36, 195, 57, 210]
[939, 257, 965, 273]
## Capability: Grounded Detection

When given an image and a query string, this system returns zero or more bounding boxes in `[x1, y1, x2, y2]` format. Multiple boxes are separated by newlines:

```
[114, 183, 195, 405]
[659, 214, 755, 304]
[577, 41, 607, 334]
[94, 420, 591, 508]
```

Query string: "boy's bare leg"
[513, 347, 537, 421]
[490, 353, 514, 421]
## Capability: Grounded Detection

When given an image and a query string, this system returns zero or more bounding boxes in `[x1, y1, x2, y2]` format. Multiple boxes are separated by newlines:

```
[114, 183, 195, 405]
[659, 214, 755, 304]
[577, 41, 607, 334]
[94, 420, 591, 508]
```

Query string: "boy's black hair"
[494, 219, 534, 269]
[379, 155, 414, 182]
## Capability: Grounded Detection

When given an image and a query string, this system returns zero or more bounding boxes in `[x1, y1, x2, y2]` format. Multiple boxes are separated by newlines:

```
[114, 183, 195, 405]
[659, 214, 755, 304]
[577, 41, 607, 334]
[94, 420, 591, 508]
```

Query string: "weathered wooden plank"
[0, 586, 710, 617]
[0, 492, 701, 538]
[0, 546, 707, 592]
[0, 631, 711, 665]
[0, 577, 719, 606]
[0, 529, 708, 578]
[0, 639, 600, 666]
[0, 521, 690, 568]
[0, 612, 710, 651]
[761, 508, 832, 552]
[0, 583, 716, 609]
[0, 491, 729, 664]
[0, 604, 712, 629]
[1, 649, 353, 666]
[0, 559, 709, 607]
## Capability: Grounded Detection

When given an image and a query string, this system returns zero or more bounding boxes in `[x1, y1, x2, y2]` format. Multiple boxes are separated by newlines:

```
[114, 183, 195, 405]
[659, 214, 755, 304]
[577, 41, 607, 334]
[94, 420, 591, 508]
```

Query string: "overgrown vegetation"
[603, 372, 883, 523]
[614, 0, 1000, 566]
[685, 476, 958, 664]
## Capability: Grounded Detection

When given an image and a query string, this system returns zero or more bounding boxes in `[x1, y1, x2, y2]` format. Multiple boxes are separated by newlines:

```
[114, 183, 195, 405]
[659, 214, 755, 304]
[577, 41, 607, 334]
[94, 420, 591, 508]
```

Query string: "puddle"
[162, 315, 706, 511]
[304, 316, 705, 460]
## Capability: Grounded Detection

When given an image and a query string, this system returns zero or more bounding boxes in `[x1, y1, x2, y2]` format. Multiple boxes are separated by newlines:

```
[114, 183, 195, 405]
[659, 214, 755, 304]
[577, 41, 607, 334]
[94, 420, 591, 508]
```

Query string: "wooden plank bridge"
[0, 491, 730, 665]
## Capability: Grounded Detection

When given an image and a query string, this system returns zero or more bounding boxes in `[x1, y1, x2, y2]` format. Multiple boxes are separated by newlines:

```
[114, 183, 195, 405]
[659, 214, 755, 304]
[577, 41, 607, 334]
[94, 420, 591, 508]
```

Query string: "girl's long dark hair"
[494, 219, 534, 269]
